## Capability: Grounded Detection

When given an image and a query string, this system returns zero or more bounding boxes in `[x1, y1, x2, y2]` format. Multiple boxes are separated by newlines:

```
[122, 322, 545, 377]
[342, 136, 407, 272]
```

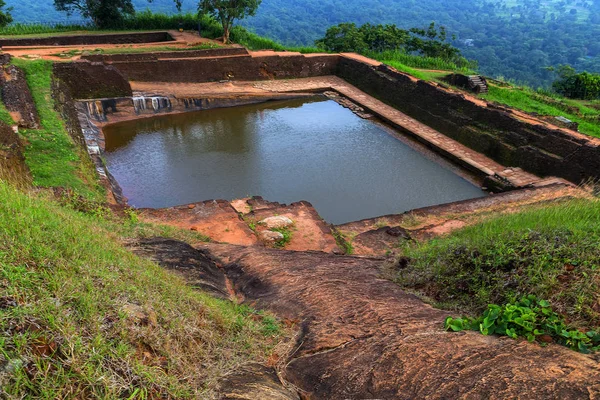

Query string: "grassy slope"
[0, 51, 285, 398]
[482, 85, 600, 138]
[0, 183, 283, 398]
[11, 59, 104, 199]
[394, 198, 600, 331]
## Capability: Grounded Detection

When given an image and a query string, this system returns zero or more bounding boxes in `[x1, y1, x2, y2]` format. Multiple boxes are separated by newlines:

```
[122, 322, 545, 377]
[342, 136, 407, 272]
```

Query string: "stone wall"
[53, 61, 132, 100]
[0, 32, 173, 47]
[110, 54, 340, 83]
[337, 57, 600, 183]
[81, 47, 249, 63]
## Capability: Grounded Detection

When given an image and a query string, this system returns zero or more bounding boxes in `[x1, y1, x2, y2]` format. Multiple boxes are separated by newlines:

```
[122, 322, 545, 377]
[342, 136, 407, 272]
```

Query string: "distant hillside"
[5, 0, 600, 87]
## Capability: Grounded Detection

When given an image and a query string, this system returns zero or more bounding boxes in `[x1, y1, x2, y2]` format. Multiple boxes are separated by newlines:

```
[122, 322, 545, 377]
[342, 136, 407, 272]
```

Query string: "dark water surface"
[103, 97, 486, 224]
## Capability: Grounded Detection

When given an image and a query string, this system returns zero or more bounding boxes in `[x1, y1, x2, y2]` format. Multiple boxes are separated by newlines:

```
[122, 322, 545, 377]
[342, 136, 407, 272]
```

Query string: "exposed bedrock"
[202, 243, 600, 399]
[0, 59, 40, 129]
[0, 121, 31, 185]
[127, 238, 300, 399]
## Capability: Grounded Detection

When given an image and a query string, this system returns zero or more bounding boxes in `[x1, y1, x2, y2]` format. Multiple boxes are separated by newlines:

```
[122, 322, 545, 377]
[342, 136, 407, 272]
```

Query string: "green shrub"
[446, 295, 600, 353]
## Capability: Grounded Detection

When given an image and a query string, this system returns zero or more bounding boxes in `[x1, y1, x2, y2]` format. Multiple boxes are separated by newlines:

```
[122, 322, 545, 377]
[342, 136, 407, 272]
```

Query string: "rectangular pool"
[103, 97, 486, 224]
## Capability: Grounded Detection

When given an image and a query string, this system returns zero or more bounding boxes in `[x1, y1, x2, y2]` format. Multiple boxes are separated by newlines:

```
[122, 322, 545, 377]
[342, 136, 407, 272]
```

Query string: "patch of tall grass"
[395, 198, 600, 331]
[0, 181, 284, 398]
[369, 50, 476, 73]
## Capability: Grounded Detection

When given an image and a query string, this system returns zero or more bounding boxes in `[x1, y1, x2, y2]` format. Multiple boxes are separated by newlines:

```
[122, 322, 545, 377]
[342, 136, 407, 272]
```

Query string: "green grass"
[0, 181, 284, 398]
[10, 58, 103, 199]
[482, 84, 600, 138]
[0, 95, 14, 125]
[370, 50, 476, 73]
[393, 198, 600, 331]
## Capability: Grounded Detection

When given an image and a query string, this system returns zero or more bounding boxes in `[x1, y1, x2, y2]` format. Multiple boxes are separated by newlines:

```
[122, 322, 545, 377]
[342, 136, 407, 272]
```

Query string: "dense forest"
[4, 0, 600, 87]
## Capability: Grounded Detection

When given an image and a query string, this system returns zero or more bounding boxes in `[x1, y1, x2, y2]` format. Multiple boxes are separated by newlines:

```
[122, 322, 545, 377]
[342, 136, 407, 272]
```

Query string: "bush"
[552, 65, 600, 100]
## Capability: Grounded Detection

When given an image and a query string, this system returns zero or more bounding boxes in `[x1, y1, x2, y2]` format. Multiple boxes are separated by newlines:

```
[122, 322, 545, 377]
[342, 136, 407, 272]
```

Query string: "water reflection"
[103, 97, 486, 224]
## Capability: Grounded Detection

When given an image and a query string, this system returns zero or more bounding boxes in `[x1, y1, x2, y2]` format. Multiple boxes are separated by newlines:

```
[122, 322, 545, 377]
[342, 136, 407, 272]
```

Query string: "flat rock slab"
[240, 197, 341, 253]
[139, 200, 257, 246]
[202, 243, 600, 399]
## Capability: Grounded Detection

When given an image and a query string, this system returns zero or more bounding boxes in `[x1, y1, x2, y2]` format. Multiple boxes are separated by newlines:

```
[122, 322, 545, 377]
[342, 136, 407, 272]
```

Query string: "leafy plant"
[271, 226, 292, 248]
[445, 295, 600, 353]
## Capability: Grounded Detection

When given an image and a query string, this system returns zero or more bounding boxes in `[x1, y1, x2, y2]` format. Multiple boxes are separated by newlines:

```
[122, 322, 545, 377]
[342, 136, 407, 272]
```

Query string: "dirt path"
[200, 242, 600, 399]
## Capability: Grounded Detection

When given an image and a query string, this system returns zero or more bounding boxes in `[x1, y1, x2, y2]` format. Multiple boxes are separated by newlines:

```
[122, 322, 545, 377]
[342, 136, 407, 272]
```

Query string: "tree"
[54, 0, 136, 28]
[552, 65, 600, 99]
[0, 0, 13, 28]
[198, 0, 262, 44]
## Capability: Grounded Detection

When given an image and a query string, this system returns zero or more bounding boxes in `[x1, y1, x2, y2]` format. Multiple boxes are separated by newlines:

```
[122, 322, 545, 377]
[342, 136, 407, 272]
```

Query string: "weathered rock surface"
[215, 363, 299, 400]
[0, 121, 31, 186]
[129, 238, 299, 399]
[259, 230, 285, 243]
[259, 216, 294, 229]
[139, 200, 258, 246]
[0, 63, 40, 129]
[203, 243, 600, 399]
[128, 237, 230, 299]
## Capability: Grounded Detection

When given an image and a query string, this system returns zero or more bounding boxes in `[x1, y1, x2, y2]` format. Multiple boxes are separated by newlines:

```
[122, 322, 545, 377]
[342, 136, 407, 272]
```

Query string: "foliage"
[445, 296, 600, 353]
[316, 22, 463, 63]
[271, 226, 293, 248]
[198, 0, 261, 43]
[552, 65, 600, 100]
[395, 199, 600, 331]
[0, 0, 13, 28]
[53, 0, 141, 28]
[0, 181, 283, 397]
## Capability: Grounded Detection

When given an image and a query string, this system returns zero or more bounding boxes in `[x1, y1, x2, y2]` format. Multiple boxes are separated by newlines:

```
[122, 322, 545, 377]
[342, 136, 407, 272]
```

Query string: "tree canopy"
[53, 0, 136, 28]
[198, 0, 261, 43]
[0, 0, 13, 28]
[552, 65, 600, 99]
[316, 22, 462, 62]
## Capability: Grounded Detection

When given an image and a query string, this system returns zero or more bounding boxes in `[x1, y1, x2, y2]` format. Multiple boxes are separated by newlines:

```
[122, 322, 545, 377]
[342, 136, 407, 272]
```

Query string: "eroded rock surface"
[203, 243, 600, 399]
[0, 63, 40, 129]
[128, 237, 230, 299]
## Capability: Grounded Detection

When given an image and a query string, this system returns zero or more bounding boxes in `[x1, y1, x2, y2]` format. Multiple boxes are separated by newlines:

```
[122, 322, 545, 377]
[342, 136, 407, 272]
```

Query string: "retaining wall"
[81, 47, 249, 63]
[111, 54, 340, 83]
[337, 57, 600, 183]
[0, 32, 173, 47]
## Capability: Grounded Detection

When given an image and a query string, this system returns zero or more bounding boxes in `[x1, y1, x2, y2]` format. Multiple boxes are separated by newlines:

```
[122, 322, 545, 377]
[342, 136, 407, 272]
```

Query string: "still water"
[103, 97, 486, 224]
